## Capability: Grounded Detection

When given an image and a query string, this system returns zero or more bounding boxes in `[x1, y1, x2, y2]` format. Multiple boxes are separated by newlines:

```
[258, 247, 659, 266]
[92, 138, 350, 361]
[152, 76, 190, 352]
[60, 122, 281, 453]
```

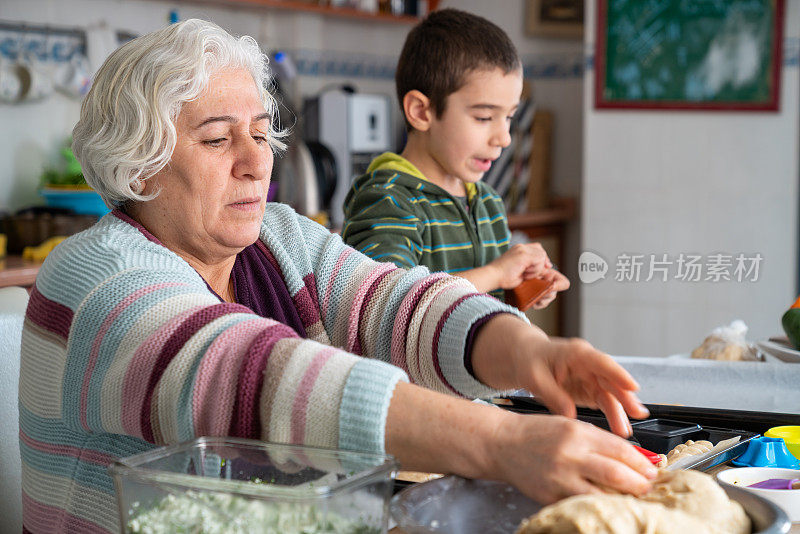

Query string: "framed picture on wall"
[595, 0, 785, 111]
[526, 0, 584, 39]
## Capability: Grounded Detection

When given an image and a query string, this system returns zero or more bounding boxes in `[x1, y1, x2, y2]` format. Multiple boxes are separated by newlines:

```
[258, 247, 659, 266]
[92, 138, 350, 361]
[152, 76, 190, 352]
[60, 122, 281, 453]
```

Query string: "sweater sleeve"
[341, 182, 424, 269]
[25, 216, 406, 459]
[262, 205, 530, 405]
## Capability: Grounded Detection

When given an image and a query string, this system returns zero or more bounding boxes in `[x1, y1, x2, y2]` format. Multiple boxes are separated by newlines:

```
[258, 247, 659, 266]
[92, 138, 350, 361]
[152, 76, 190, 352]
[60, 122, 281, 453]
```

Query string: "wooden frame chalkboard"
[595, 0, 784, 111]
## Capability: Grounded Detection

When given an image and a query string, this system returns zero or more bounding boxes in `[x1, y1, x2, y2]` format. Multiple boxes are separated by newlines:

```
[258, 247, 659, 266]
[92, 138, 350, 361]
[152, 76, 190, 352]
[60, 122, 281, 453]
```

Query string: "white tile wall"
[581, 1, 800, 356]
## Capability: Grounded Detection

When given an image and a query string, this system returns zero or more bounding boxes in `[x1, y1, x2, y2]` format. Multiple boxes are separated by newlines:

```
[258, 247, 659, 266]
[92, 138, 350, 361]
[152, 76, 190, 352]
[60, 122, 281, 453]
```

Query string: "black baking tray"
[497, 396, 799, 433]
[496, 396, 763, 470]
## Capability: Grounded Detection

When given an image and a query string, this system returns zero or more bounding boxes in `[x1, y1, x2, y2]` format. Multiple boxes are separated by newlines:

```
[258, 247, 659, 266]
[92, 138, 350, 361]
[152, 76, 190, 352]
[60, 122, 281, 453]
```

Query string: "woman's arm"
[384, 316, 658, 503]
[285, 207, 530, 400]
[384, 380, 657, 505]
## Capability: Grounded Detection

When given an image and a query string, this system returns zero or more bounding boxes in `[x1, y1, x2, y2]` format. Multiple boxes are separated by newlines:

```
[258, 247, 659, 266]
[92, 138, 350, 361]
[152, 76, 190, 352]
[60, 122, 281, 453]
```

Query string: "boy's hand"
[459, 243, 570, 297]
[490, 243, 551, 290]
[531, 268, 570, 310]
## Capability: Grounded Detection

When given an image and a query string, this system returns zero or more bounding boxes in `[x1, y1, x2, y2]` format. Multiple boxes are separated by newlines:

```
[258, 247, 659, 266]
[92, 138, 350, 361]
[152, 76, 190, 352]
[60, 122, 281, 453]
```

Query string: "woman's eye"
[252, 135, 268, 144]
[475, 117, 492, 123]
[203, 138, 227, 147]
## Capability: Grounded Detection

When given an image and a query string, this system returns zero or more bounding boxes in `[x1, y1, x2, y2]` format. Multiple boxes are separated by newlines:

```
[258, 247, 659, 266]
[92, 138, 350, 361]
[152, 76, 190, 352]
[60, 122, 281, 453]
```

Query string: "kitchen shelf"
[507, 197, 577, 239]
[177, 0, 441, 24]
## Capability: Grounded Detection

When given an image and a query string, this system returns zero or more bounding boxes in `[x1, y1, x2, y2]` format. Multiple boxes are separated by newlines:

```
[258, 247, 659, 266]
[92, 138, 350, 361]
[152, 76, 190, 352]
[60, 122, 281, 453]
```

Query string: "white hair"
[73, 19, 286, 208]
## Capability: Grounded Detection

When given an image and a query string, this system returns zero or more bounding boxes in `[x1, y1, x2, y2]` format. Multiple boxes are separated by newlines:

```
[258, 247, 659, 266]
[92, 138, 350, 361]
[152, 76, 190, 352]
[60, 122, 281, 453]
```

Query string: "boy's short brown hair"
[396, 8, 521, 130]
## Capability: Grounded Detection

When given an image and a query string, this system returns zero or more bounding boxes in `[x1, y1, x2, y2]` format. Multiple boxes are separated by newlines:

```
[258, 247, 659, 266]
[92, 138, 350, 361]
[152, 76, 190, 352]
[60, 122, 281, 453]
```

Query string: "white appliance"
[304, 89, 392, 228]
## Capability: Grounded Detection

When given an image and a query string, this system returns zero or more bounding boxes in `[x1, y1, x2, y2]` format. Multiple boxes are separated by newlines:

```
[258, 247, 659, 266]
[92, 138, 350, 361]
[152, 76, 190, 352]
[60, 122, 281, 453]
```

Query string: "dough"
[690, 334, 758, 361]
[515, 494, 715, 534]
[516, 470, 750, 534]
[641, 470, 749, 534]
[656, 439, 714, 468]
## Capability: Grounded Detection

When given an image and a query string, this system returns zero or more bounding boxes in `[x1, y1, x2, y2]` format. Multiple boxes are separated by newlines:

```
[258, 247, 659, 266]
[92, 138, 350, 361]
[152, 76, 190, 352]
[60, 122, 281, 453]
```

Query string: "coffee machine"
[303, 89, 392, 228]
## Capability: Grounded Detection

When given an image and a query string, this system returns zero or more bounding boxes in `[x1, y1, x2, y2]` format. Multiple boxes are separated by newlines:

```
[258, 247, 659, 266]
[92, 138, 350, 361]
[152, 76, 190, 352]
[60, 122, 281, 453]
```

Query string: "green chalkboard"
[595, 0, 784, 110]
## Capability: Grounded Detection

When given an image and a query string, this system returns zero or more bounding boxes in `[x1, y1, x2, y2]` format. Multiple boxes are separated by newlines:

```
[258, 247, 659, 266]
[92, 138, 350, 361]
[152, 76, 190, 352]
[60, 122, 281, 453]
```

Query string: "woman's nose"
[233, 136, 271, 181]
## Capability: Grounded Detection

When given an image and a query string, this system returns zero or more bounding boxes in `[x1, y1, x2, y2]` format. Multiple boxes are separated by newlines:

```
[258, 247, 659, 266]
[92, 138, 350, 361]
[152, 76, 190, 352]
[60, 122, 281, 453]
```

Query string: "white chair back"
[0, 286, 29, 533]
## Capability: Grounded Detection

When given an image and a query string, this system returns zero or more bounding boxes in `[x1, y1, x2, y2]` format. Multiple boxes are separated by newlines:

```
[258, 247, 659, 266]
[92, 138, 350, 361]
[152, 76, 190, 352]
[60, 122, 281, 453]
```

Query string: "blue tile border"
[0, 26, 85, 62]
[288, 48, 586, 80]
[521, 53, 585, 79]
[286, 37, 799, 80]
[291, 48, 396, 79]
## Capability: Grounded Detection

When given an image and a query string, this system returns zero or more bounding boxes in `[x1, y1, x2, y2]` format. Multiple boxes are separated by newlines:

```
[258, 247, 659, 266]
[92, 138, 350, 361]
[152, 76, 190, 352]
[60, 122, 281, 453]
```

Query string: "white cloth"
[613, 355, 800, 413]
[0, 286, 28, 534]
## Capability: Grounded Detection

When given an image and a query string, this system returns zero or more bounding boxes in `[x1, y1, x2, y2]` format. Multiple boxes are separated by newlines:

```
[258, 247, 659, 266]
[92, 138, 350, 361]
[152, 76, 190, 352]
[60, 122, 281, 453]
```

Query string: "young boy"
[342, 8, 568, 305]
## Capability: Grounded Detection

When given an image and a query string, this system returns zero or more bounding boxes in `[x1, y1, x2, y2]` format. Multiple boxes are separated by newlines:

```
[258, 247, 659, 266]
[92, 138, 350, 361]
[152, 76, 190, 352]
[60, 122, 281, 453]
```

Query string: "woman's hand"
[514, 336, 649, 436]
[487, 412, 657, 504]
[471, 315, 649, 437]
[385, 382, 656, 505]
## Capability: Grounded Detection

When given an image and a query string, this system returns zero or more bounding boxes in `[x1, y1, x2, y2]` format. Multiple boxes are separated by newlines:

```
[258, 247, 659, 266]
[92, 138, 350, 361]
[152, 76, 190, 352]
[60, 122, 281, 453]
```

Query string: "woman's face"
[135, 68, 273, 265]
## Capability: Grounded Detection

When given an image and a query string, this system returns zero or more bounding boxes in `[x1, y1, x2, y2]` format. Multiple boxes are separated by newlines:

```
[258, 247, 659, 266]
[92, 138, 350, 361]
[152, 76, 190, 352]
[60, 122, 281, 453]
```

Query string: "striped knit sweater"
[342, 153, 511, 300]
[19, 203, 524, 533]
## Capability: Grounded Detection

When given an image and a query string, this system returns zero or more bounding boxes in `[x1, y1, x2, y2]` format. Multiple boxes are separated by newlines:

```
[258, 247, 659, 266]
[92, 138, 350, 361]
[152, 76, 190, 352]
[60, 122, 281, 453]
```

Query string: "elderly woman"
[19, 19, 655, 533]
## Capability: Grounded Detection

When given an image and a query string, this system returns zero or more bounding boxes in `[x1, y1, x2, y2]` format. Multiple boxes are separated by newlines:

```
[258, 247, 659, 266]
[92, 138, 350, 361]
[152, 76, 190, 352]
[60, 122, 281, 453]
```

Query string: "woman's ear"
[402, 90, 433, 132]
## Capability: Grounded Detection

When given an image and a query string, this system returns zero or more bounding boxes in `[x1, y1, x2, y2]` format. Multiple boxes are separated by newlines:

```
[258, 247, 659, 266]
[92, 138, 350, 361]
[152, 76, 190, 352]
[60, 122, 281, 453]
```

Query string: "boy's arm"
[458, 264, 502, 293]
[342, 185, 424, 269]
[458, 243, 552, 293]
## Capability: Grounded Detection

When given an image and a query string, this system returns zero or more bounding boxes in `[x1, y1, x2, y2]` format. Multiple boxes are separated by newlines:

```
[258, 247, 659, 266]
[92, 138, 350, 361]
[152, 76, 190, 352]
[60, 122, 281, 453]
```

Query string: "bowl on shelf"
[39, 185, 110, 218]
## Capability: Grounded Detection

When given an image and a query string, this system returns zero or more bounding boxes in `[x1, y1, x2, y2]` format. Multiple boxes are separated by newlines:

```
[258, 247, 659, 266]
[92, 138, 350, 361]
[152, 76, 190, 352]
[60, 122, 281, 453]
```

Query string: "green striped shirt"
[342, 167, 510, 299]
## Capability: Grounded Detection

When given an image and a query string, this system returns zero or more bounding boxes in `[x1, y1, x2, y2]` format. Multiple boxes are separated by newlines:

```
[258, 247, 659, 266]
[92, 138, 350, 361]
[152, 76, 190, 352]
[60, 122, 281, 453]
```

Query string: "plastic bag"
[690, 320, 760, 362]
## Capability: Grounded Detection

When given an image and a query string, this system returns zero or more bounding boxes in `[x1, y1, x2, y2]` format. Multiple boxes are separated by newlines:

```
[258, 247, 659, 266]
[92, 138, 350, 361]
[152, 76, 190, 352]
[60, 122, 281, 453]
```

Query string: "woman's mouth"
[229, 197, 262, 211]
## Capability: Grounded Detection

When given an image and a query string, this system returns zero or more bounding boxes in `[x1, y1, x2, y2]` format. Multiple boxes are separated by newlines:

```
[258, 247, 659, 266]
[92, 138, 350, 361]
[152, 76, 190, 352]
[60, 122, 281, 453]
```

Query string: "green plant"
[40, 140, 86, 186]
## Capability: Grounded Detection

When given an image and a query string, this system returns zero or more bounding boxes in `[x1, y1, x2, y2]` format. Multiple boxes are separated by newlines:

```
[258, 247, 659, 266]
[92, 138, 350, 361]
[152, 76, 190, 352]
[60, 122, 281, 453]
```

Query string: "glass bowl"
[109, 437, 397, 533]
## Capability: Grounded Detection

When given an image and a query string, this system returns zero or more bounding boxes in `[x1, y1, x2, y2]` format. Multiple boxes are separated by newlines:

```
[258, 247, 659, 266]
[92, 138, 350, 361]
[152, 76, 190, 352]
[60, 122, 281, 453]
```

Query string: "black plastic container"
[630, 418, 703, 453]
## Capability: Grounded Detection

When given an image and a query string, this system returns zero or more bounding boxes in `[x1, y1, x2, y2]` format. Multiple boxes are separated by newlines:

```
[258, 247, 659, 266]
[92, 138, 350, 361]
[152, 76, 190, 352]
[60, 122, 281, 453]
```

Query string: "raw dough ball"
[515, 494, 714, 534]
[641, 470, 749, 534]
[516, 470, 750, 534]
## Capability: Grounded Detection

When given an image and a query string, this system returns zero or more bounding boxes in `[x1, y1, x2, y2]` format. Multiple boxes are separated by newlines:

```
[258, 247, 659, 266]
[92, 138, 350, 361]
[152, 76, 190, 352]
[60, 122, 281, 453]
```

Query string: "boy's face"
[427, 67, 523, 184]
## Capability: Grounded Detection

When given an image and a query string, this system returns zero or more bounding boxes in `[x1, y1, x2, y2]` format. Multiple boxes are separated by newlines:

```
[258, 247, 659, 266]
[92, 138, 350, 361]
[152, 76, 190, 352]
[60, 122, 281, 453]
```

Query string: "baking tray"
[497, 396, 798, 434]
[391, 475, 791, 534]
[495, 398, 761, 471]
